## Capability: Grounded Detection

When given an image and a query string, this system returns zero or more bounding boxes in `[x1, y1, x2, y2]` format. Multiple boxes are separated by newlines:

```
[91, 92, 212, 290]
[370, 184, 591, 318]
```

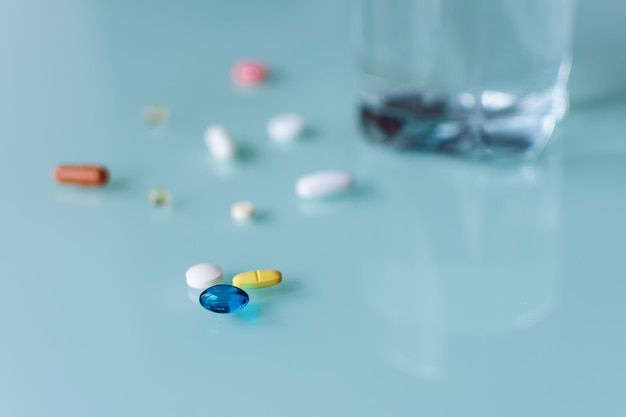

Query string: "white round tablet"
[185, 263, 224, 289]
[268, 113, 305, 142]
[296, 170, 354, 199]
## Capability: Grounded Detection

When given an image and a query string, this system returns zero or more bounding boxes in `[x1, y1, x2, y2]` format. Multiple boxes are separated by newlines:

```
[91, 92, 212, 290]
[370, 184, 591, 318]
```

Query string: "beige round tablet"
[231, 201, 256, 221]
[185, 263, 223, 289]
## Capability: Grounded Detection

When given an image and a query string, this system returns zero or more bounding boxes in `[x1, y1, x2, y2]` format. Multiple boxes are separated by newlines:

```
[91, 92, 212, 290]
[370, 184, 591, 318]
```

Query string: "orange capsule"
[53, 164, 109, 187]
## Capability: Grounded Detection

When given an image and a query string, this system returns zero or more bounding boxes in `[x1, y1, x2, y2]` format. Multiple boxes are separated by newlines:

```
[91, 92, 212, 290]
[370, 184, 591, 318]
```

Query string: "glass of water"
[357, 0, 575, 157]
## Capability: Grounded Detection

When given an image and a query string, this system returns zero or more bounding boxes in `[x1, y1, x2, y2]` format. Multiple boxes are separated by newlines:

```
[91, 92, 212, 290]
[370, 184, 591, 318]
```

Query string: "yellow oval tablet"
[232, 270, 282, 289]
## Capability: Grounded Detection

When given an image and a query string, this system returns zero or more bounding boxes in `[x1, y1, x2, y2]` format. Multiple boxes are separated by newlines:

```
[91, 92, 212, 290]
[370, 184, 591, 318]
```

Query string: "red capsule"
[53, 164, 109, 187]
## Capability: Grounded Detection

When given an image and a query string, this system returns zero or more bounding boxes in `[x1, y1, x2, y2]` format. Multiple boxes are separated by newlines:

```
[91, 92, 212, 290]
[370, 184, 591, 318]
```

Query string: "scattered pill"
[53, 164, 109, 187]
[296, 170, 354, 199]
[232, 269, 282, 289]
[231, 60, 268, 86]
[231, 201, 256, 221]
[199, 284, 249, 314]
[186, 263, 224, 289]
[205, 125, 237, 160]
[268, 113, 305, 142]
[142, 105, 168, 126]
[148, 187, 171, 206]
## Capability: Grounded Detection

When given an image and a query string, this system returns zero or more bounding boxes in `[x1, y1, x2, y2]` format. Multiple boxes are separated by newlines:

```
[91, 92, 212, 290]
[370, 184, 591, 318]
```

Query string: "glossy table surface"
[1, 1, 625, 416]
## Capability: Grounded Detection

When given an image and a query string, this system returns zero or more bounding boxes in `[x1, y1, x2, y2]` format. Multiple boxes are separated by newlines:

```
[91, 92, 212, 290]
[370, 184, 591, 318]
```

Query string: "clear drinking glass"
[357, 0, 575, 157]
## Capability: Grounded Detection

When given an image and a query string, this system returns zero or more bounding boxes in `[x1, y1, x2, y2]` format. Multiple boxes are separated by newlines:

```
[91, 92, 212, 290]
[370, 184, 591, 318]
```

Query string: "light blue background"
[0, 1, 625, 416]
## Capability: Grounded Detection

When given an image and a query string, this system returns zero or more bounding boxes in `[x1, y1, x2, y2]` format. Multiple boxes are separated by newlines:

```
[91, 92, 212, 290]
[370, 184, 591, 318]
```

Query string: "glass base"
[359, 89, 566, 158]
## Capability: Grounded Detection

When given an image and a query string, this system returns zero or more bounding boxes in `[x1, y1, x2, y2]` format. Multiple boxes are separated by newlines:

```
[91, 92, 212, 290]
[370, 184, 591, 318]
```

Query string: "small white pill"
[231, 201, 256, 220]
[268, 113, 305, 142]
[185, 263, 224, 289]
[296, 170, 354, 199]
[205, 125, 237, 160]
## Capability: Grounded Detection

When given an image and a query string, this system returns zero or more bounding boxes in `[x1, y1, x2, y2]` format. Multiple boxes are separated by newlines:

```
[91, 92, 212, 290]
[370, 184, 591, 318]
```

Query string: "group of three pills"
[186, 263, 282, 314]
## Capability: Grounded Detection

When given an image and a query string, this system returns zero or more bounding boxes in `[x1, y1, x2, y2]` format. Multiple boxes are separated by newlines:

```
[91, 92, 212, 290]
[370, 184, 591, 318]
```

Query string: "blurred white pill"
[231, 201, 256, 220]
[268, 113, 305, 142]
[186, 263, 224, 289]
[205, 125, 237, 159]
[296, 170, 354, 199]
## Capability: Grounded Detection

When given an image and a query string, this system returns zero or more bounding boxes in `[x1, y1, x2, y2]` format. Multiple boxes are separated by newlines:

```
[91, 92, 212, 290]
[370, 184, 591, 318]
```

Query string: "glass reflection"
[357, 147, 562, 380]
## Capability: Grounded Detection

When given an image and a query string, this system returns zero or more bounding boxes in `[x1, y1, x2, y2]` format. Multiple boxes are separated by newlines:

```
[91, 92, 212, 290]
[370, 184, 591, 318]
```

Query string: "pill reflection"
[187, 286, 204, 304]
[55, 188, 104, 206]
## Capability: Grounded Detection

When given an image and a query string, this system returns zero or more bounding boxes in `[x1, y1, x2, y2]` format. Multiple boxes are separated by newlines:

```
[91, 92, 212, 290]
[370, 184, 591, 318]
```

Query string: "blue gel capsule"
[199, 284, 249, 314]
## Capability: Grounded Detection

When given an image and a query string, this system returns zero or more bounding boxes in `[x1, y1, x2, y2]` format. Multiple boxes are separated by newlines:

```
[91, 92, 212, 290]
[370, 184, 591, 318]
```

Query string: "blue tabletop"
[1, 1, 625, 416]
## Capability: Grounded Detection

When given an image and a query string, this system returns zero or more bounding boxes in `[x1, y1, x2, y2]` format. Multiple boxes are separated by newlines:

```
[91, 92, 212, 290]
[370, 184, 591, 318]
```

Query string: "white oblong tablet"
[185, 263, 224, 289]
[296, 170, 354, 199]
[204, 125, 237, 160]
[268, 113, 305, 142]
